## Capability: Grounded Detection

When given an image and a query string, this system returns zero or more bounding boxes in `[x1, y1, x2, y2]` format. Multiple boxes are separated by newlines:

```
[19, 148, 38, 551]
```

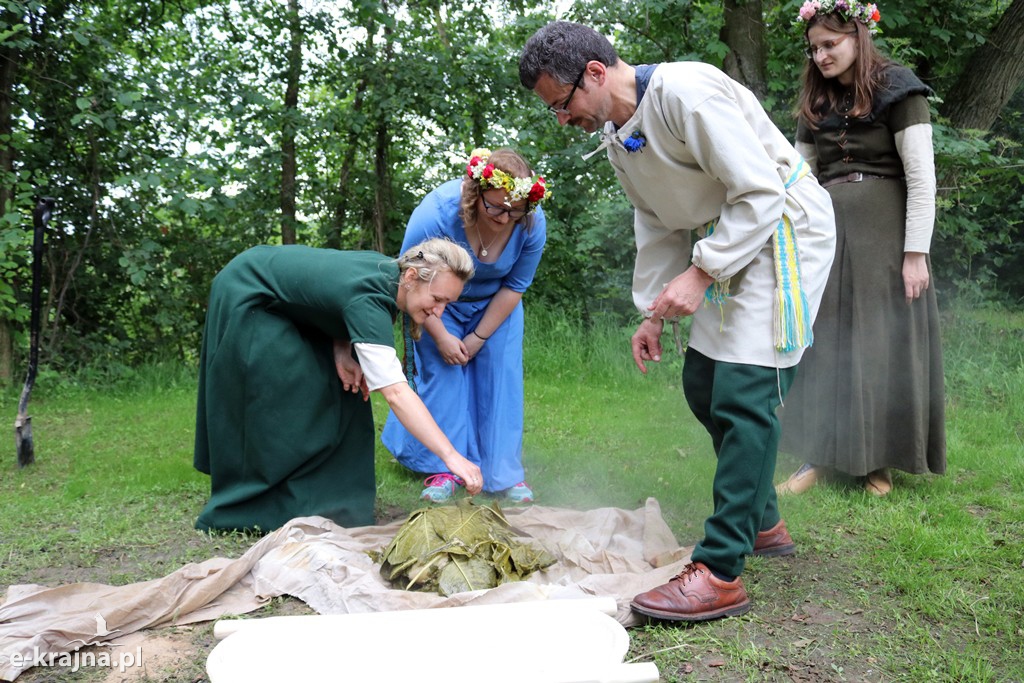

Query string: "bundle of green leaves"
[373, 500, 557, 596]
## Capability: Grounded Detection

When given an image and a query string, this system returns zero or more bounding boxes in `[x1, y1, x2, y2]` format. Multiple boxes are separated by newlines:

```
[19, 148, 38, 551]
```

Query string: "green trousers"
[683, 348, 797, 577]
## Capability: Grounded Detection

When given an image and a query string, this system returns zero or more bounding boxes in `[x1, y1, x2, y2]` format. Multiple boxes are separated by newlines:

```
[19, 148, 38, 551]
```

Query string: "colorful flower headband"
[466, 148, 551, 207]
[796, 0, 881, 34]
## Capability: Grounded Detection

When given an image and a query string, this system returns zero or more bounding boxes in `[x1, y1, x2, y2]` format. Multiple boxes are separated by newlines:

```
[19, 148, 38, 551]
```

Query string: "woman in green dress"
[193, 239, 483, 533]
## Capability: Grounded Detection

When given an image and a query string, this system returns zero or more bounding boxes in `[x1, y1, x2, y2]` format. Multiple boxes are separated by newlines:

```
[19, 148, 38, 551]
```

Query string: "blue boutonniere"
[623, 130, 647, 153]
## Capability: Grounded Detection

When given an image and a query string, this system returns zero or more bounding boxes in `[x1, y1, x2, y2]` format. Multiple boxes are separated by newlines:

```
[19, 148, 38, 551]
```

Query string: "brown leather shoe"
[775, 463, 820, 496]
[630, 562, 750, 622]
[752, 519, 796, 557]
[865, 468, 892, 496]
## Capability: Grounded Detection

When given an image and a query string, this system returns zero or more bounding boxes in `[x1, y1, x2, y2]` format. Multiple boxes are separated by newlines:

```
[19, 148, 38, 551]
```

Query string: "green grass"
[1, 301, 1023, 681]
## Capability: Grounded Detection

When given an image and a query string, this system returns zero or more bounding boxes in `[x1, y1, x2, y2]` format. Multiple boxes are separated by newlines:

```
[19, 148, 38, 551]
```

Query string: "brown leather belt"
[821, 172, 896, 188]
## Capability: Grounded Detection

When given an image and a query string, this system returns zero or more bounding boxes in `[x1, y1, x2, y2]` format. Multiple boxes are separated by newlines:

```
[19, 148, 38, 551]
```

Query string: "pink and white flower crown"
[796, 0, 881, 34]
[465, 148, 551, 208]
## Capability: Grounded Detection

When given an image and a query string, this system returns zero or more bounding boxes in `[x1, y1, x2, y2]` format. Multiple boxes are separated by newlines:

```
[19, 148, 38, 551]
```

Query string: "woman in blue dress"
[382, 148, 550, 503]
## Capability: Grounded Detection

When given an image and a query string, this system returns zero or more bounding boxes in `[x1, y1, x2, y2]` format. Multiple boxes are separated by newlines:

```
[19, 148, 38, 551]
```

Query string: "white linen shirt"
[600, 62, 836, 368]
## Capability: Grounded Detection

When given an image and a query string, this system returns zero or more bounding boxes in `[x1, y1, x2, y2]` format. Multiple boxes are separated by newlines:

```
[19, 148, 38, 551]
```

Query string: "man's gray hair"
[519, 21, 620, 89]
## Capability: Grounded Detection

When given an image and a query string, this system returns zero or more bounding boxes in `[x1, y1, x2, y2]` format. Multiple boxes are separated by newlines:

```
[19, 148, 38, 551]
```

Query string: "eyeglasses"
[804, 33, 854, 58]
[480, 196, 528, 221]
[547, 66, 587, 115]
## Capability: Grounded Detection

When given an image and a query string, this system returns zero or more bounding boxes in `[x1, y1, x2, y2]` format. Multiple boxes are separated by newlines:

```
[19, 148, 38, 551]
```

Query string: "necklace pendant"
[480, 248, 488, 257]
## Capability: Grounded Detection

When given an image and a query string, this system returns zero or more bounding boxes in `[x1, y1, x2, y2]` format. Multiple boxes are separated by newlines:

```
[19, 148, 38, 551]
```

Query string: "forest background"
[0, 0, 1023, 379]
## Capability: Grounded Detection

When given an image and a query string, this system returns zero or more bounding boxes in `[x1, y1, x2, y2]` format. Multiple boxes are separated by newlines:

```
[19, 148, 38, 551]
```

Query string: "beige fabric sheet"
[0, 498, 691, 681]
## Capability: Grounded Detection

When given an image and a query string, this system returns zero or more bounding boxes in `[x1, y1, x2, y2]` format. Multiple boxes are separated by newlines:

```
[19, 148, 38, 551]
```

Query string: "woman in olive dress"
[778, 0, 946, 496]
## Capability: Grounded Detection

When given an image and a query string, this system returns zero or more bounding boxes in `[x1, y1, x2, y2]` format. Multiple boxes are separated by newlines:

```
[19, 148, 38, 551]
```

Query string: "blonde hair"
[459, 148, 538, 232]
[398, 237, 475, 284]
[397, 238, 474, 340]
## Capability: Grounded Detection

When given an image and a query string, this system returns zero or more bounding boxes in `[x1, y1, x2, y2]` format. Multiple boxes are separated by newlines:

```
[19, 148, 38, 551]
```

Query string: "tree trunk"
[0, 25, 19, 384]
[329, 23, 373, 251]
[0, 321, 11, 386]
[279, 0, 302, 245]
[0, 34, 16, 211]
[940, 0, 1024, 132]
[47, 142, 98, 356]
[719, 0, 767, 99]
[372, 123, 391, 254]
[372, 0, 395, 253]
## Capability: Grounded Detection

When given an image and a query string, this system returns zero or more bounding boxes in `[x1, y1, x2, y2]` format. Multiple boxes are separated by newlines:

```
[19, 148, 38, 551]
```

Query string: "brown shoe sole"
[751, 543, 796, 558]
[630, 598, 752, 622]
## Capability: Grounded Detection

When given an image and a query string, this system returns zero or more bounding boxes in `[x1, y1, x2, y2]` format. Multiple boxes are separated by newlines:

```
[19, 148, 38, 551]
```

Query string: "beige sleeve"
[894, 123, 937, 253]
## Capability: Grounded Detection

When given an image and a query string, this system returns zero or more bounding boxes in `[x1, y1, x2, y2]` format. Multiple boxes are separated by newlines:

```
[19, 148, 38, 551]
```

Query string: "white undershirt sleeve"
[353, 342, 406, 391]
[895, 123, 937, 253]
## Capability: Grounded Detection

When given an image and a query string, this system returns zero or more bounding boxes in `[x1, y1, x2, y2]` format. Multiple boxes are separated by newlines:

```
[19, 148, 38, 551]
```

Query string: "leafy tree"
[2, 0, 1023, 380]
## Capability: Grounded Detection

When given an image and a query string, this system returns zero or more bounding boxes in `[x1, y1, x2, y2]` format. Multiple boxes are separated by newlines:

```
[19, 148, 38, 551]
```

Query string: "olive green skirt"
[780, 177, 946, 476]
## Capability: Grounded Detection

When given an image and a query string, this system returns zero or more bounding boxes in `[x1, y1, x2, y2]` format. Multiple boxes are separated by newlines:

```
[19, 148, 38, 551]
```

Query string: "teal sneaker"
[421, 473, 463, 503]
[505, 482, 534, 504]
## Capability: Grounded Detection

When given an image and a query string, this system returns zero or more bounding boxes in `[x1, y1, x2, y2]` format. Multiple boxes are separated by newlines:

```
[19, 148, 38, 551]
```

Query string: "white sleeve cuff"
[353, 343, 406, 390]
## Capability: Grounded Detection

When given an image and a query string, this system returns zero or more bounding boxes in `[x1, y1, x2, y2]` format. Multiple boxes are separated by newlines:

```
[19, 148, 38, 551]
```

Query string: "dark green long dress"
[194, 245, 400, 532]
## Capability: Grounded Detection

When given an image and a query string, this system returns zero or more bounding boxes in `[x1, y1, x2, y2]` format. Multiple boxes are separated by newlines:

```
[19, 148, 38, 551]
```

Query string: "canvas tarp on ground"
[0, 498, 692, 681]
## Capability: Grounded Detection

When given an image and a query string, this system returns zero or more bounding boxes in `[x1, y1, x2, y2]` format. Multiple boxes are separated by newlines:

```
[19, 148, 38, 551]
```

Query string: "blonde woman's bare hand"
[333, 339, 369, 400]
[448, 458, 483, 495]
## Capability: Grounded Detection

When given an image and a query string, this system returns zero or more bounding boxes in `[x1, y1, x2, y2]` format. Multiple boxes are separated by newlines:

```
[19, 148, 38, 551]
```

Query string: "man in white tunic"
[520, 21, 836, 622]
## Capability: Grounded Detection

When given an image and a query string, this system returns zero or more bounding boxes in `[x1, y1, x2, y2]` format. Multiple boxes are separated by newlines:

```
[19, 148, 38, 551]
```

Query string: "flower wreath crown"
[466, 148, 551, 208]
[796, 0, 881, 35]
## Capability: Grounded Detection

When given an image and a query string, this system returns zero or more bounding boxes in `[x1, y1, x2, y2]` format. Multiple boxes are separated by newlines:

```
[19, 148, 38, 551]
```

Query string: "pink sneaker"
[421, 473, 463, 503]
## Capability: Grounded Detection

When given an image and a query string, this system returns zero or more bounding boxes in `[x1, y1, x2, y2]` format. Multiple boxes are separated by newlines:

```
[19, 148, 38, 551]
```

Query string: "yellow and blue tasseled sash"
[703, 158, 814, 353]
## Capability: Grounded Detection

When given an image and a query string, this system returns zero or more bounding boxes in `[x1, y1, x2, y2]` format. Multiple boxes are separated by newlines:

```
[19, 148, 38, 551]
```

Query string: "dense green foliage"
[1, 0, 1022, 378]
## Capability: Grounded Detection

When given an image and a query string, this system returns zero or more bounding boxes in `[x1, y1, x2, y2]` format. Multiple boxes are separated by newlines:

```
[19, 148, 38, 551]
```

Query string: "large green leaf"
[372, 499, 557, 596]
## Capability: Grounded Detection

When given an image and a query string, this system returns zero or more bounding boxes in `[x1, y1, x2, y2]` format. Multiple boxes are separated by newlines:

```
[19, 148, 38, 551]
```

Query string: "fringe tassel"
[701, 219, 729, 332]
[772, 214, 813, 352]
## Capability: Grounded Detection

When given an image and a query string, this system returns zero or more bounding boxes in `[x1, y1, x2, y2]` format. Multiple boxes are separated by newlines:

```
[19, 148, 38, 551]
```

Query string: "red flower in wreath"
[871, 7, 880, 21]
[481, 164, 495, 179]
[527, 178, 547, 203]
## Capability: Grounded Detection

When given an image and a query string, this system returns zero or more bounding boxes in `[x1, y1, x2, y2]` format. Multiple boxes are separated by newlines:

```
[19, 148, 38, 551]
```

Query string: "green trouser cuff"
[684, 348, 796, 577]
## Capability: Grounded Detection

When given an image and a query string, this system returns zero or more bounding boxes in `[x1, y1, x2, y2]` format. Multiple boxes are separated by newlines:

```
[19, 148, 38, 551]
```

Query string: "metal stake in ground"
[14, 197, 54, 467]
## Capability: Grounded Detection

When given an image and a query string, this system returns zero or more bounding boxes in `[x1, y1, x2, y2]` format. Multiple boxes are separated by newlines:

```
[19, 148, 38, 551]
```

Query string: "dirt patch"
[626, 551, 897, 682]
[99, 631, 200, 683]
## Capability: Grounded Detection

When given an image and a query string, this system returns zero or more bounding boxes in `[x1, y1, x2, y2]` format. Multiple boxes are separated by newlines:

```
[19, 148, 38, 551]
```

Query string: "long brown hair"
[795, 17, 892, 129]
[458, 148, 538, 232]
